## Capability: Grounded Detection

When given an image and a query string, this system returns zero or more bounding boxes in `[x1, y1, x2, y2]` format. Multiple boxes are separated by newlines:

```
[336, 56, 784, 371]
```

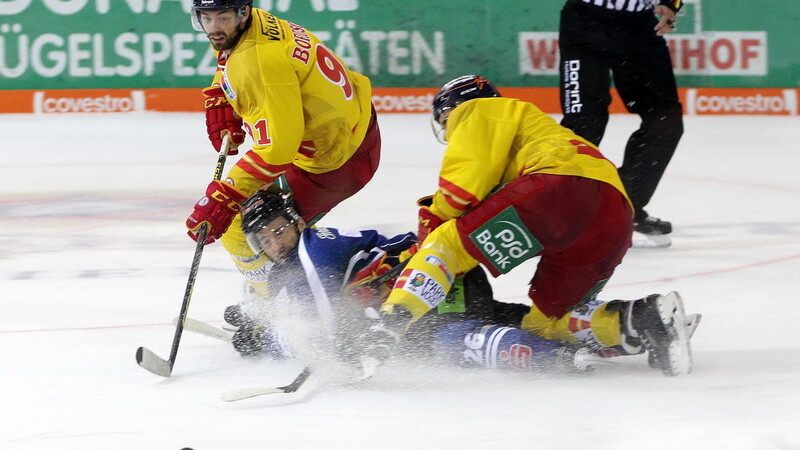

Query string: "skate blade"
[658, 292, 693, 376]
[632, 232, 672, 249]
[686, 313, 702, 340]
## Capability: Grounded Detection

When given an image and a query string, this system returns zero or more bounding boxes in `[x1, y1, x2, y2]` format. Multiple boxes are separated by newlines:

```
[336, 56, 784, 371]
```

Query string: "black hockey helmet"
[241, 189, 302, 256]
[242, 189, 300, 236]
[192, 0, 252, 11]
[191, 0, 252, 31]
[432, 75, 500, 126]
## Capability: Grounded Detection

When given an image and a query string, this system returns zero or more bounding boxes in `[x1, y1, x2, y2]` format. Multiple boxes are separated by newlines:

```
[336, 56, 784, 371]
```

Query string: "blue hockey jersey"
[266, 226, 415, 335]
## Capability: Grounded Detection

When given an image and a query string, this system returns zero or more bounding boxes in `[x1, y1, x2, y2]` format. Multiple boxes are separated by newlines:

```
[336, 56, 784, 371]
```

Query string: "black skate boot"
[620, 292, 693, 376]
[633, 213, 672, 248]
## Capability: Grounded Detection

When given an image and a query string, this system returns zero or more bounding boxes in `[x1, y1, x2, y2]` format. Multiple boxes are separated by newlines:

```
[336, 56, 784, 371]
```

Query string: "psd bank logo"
[469, 207, 542, 275]
[33, 90, 145, 113]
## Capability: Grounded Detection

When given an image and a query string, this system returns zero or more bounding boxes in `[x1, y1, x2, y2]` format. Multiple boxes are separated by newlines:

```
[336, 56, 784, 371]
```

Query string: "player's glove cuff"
[417, 196, 447, 243]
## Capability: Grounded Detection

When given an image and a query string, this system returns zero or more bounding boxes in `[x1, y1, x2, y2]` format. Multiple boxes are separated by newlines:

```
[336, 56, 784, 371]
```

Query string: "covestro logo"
[371, 89, 435, 113]
[685, 89, 797, 115]
[33, 90, 145, 113]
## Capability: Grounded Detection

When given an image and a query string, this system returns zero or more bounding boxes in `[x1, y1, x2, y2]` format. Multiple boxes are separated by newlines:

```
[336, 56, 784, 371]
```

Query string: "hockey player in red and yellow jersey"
[377, 75, 695, 376]
[184, 1, 380, 297]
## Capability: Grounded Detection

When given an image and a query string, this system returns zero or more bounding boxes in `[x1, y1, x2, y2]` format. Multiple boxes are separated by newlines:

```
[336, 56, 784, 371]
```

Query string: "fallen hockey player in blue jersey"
[220, 188, 606, 376]
[221, 188, 699, 378]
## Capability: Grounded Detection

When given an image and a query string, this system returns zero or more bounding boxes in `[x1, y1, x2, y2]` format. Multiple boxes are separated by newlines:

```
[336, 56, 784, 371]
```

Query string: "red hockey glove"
[417, 196, 446, 243]
[186, 180, 247, 245]
[203, 85, 245, 155]
[343, 262, 397, 310]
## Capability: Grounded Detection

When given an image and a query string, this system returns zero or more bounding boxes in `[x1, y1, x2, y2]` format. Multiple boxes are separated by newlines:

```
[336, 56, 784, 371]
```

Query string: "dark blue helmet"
[432, 75, 500, 126]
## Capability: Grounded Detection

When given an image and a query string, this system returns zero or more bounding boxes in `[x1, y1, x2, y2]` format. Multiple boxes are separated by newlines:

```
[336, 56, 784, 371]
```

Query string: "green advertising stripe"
[0, 1, 797, 89]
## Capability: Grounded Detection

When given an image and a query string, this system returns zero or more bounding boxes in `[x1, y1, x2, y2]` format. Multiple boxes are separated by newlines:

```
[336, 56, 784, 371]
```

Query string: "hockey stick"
[173, 316, 235, 343]
[219, 255, 413, 398]
[221, 367, 313, 402]
[136, 135, 232, 377]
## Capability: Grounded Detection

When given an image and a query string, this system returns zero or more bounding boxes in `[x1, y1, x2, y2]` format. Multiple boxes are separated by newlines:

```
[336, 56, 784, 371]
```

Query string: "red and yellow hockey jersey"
[210, 8, 374, 197]
[428, 97, 631, 222]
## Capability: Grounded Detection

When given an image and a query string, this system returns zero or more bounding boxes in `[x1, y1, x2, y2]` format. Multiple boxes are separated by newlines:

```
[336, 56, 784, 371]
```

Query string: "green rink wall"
[0, 0, 797, 90]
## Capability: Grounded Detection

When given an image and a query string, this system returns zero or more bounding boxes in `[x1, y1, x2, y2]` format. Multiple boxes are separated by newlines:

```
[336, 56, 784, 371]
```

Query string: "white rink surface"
[1, 112, 799, 450]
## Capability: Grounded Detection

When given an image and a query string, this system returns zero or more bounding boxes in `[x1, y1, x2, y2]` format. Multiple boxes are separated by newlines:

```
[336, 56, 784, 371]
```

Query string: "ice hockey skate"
[557, 346, 615, 373]
[621, 292, 693, 376]
[632, 215, 672, 248]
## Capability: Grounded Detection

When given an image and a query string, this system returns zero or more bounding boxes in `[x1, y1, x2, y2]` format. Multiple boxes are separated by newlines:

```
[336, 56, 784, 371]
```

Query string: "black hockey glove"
[224, 304, 247, 327]
[231, 322, 271, 357]
[225, 304, 288, 359]
[346, 306, 412, 380]
[362, 307, 406, 360]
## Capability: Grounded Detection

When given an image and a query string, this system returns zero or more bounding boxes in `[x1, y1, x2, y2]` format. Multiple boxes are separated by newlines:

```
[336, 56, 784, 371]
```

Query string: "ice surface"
[1, 112, 799, 449]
